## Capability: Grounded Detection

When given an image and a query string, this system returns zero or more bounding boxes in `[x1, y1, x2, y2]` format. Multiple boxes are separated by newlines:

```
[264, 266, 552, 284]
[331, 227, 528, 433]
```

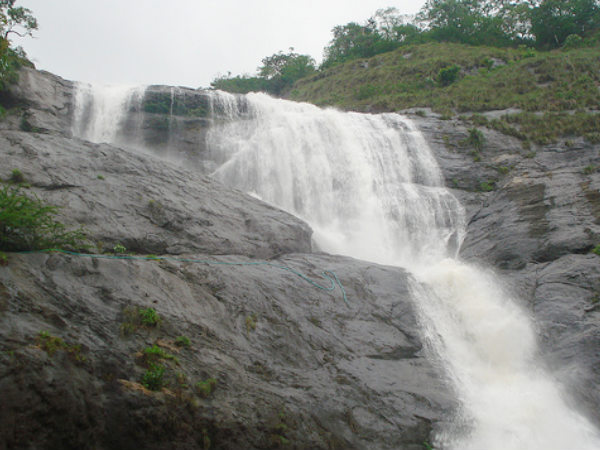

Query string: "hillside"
[289, 42, 600, 145]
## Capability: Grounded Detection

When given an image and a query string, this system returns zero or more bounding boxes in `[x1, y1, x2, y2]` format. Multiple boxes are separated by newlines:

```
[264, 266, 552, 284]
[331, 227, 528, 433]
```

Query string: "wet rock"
[0, 69, 453, 449]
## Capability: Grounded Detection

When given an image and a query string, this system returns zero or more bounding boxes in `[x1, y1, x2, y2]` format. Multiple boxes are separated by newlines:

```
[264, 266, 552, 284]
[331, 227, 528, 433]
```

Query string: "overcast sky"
[13, 0, 427, 89]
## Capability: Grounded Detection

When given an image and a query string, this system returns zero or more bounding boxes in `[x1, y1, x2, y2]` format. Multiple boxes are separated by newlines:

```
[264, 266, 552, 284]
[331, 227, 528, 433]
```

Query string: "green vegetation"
[141, 362, 165, 391]
[112, 243, 126, 254]
[139, 307, 161, 327]
[142, 93, 208, 117]
[9, 168, 24, 183]
[438, 64, 461, 86]
[175, 335, 191, 348]
[0, 1, 36, 101]
[245, 313, 257, 332]
[290, 42, 600, 144]
[479, 181, 496, 192]
[0, 183, 87, 251]
[591, 244, 600, 256]
[210, 1, 599, 145]
[211, 48, 315, 95]
[120, 306, 162, 335]
[36, 331, 85, 362]
[195, 377, 217, 397]
[143, 344, 178, 364]
[0, 251, 7, 266]
[96, 174, 105, 180]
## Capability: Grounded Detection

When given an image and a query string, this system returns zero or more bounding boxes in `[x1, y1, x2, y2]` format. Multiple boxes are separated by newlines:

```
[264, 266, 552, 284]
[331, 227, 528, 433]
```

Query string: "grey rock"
[417, 113, 600, 430]
[0, 130, 311, 258]
[0, 70, 453, 450]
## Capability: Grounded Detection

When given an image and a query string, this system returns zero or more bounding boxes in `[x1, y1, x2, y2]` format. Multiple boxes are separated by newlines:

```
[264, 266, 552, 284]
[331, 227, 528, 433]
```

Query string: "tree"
[322, 22, 398, 68]
[0, 1, 37, 91]
[0, 0, 37, 41]
[258, 48, 316, 94]
[530, 0, 600, 48]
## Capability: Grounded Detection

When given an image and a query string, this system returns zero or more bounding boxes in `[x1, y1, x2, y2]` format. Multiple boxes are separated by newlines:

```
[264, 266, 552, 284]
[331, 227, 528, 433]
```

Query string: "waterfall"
[72, 82, 145, 145]
[205, 91, 600, 450]
[72, 85, 600, 449]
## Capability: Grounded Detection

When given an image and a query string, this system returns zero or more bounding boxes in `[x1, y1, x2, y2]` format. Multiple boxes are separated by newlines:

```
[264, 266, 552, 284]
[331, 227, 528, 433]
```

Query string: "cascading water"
[73, 84, 600, 449]
[207, 91, 465, 267]
[72, 82, 145, 145]
[205, 91, 600, 450]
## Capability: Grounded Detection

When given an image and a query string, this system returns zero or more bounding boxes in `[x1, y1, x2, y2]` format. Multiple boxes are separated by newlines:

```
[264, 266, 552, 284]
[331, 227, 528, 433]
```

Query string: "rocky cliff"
[1, 67, 599, 449]
[0, 68, 454, 450]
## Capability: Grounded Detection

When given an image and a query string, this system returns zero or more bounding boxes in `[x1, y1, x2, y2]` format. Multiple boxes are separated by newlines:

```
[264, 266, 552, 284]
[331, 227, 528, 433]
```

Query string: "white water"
[72, 83, 145, 144]
[72, 85, 600, 449]
[205, 91, 600, 450]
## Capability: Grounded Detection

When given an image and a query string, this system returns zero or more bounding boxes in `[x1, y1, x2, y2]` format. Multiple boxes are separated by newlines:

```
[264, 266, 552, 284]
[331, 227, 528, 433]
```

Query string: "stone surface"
[0, 70, 454, 450]
[416, 113, 600, 426]
[0, 131, 311, 259]
[2, 66, 600, 447]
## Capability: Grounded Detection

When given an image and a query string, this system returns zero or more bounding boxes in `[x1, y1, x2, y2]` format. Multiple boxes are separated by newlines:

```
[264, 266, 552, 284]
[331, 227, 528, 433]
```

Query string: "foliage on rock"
[0, 183, 87, 251]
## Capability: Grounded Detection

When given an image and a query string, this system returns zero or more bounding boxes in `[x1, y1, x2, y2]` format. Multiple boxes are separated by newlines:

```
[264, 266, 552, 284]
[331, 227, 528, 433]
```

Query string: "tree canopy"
[0, 0, 37, 92]
[211, 48, 315, 95]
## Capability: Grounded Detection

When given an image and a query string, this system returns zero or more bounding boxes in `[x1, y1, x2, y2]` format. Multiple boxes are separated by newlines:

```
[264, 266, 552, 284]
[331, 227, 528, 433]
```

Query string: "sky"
[13, 0, 427, 89]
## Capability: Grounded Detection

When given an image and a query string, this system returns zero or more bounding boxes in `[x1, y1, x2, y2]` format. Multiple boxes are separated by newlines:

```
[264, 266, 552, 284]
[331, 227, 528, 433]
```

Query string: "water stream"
[73, 85, 600, 450]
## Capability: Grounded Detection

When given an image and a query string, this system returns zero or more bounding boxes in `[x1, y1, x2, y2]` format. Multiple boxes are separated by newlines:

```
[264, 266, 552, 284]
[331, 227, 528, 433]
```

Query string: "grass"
[195, 378, 217, 398]
[142, 344, 178, 364]
[36, 331, 85, 362]
[290, 41, 600, 143]
[175, 336, 191, 348]
[120, 306, 162, 335]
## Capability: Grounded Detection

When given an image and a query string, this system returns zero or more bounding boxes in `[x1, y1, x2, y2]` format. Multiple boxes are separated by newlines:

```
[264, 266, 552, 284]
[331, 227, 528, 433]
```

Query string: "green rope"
[20, 249, 349, 306]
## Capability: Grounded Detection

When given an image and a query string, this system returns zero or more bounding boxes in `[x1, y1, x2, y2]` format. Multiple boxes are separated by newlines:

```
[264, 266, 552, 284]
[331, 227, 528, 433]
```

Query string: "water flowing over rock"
[1, 68, 600, 450]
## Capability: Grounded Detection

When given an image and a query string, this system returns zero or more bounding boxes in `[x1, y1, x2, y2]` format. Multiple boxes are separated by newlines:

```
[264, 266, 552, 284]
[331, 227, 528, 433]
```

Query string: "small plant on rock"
[175, 336, 191, 348]
[10, 169, 24, 183]
[195, 377, 217, 398]
[112, 243, 127, 254]
[141, 363, 165, 391]
[139, 307, 161, 327]
[143, 344, 177, 364]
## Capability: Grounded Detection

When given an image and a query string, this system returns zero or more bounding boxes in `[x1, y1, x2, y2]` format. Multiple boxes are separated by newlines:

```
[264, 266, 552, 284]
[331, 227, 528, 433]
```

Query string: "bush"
[563, 34, 583, 49]
[0, 184, 86, 251]
[141, 363, 165, 391]
[467, 128, 485, 150]
[438, 64, 460, 86]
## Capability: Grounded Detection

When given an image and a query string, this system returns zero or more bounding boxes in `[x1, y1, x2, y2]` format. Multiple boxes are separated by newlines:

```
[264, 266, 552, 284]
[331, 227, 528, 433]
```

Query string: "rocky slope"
[0, 69, 454, 450]
[1, 66, 600, 448]
[418, 114, 600, 425]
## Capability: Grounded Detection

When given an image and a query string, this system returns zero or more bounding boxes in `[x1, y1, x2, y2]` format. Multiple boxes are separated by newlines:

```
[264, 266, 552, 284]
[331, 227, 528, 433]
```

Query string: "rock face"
[0, 70, 453, 450]
[416, 114, 600, 425]
[2, 66, 600, 448]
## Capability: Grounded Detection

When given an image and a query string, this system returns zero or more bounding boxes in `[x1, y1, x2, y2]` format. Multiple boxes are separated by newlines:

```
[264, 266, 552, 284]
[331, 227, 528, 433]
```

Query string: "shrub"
[141, 363, 165, 391]
[563, 34, 583, 49]
[467, 128, 485, 150]
[0, 184, 86, 251]
[592, 244, 600, 256]
[479, 181, 495, 192]
[175, 336, 191, 348]
[438, 64, 460, 86]
[139, 307, 161, 327]
[112, 243, 126, 254]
